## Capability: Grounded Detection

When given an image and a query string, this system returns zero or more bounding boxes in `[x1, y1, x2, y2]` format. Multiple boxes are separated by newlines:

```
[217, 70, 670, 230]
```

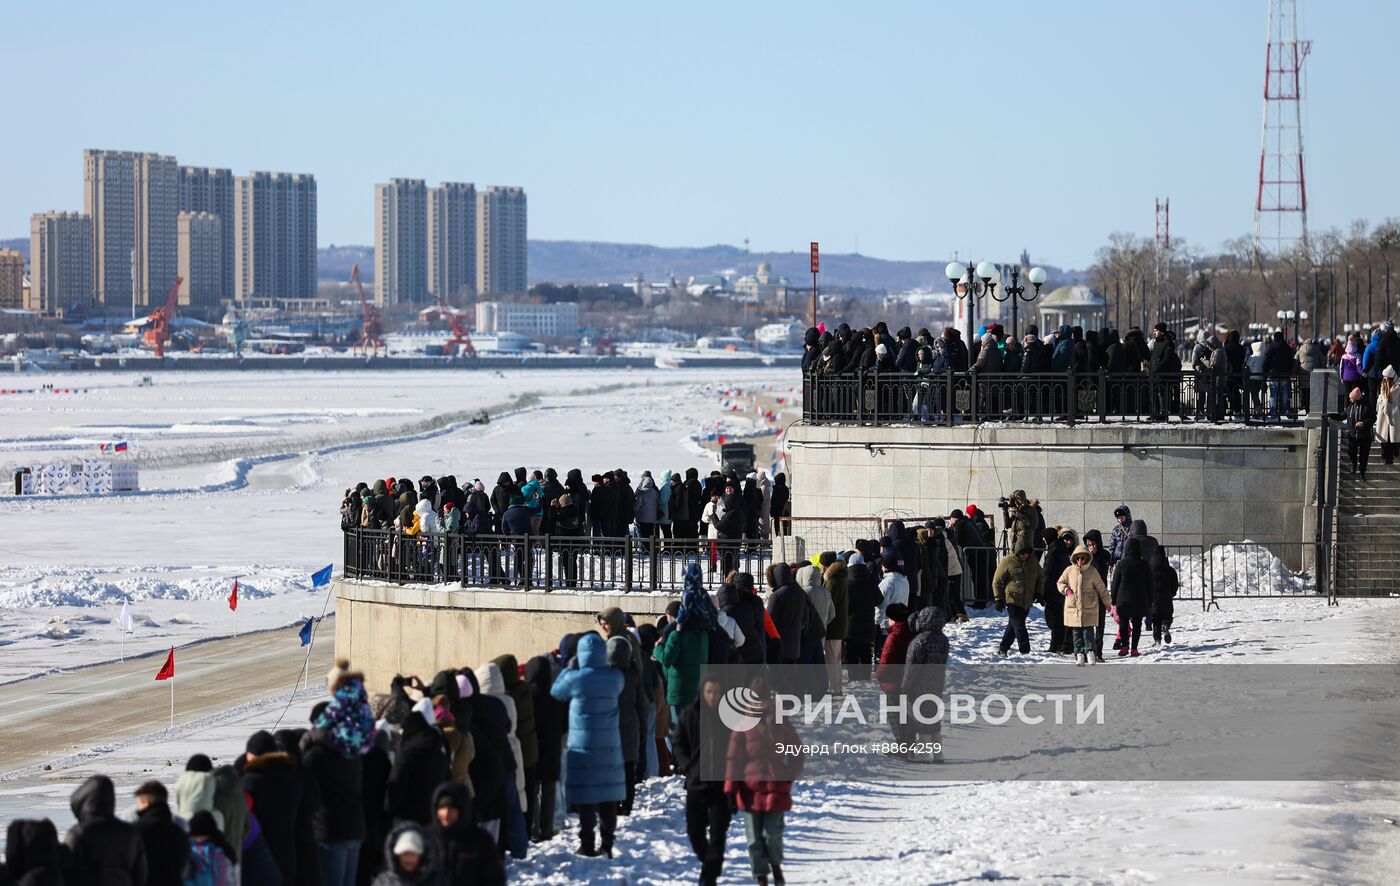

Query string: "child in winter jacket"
[1149, 550, 1178, 645]
[876, 603, 913, 694]
[1058, 545, 1111, 666]
[184, 811, 236, 886]
[723, 680, 804, 885]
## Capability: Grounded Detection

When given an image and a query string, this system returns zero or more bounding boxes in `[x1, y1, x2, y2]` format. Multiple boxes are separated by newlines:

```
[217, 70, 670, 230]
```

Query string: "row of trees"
[1090, 219, 1400, 342]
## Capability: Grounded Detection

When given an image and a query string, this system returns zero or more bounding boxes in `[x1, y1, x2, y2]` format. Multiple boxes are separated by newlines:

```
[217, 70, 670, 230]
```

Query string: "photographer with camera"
[1003, 490, 1042, 556]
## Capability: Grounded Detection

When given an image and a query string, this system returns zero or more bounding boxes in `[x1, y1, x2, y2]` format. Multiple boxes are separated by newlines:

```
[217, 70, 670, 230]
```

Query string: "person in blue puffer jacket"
[551, 632, 625, 858]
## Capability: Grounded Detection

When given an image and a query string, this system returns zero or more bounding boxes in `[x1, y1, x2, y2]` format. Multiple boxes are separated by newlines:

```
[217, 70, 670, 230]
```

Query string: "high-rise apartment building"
[29, 212, 93, 317]
[178, 212, 223, 312]
[476, 186, 528, 295]
[428, 182, 476, 301]
[233, 172, 317, 300]
[374, 178, 429, 305]
[83, 149, 178, 311]
[179, 166, 235, 301]
[0, 248, 23, 310]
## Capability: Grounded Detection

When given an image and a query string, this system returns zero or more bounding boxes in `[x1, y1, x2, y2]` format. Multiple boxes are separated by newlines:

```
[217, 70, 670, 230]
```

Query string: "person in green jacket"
[657, 565, 712, 736]
[992, 541, 1044, 658]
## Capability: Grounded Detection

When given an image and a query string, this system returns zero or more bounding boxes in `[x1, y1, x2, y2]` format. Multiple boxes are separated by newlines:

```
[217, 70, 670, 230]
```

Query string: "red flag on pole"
[155, 646, 175, 681]
[228, 578, 238, 612]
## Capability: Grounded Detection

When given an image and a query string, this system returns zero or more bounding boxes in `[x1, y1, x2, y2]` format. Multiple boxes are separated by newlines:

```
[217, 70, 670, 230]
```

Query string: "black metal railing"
[343, 527, 773, 593]
[802, 369, 1310, 426]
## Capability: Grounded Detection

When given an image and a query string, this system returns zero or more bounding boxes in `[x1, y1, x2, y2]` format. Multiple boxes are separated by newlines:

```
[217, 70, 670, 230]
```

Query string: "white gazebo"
[1037, 284, 1108, 333]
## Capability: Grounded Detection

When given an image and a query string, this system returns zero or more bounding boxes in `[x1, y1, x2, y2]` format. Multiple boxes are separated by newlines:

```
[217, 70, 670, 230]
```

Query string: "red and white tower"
[1254, 0, 1312, 253]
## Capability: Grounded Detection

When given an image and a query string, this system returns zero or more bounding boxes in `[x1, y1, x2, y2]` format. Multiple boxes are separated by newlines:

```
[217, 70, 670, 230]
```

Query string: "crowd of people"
[799, 316, 1400, 428]
[340, 466, 793, 546]
[5, 486, 1182, 886]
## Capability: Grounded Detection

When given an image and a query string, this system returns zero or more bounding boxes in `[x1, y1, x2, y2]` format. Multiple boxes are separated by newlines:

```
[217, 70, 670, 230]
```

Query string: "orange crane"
[435, 295, 477, 358]
[350, 265, 386, 356]
[143, 276, 183, 358]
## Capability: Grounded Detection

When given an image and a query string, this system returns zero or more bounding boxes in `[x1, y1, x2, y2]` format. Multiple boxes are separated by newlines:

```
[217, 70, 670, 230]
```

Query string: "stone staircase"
[1333, 463, 1400, 596]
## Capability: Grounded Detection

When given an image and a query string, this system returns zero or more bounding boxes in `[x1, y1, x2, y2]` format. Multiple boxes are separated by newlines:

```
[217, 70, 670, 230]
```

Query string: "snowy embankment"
[508, 598, 1400, 885]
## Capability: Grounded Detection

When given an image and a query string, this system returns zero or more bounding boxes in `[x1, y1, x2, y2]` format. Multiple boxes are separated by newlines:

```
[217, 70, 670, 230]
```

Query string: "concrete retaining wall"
[334, 580, 677, 693]
[786, 423, 1312, 547]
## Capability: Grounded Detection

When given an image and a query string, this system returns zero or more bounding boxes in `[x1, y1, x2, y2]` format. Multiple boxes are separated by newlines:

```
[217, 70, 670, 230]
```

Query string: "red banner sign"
[810, 242, 820, 274]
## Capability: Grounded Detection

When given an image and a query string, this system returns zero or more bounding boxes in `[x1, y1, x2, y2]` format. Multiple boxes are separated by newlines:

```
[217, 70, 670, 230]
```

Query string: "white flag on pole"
[118, 600, 134, 632]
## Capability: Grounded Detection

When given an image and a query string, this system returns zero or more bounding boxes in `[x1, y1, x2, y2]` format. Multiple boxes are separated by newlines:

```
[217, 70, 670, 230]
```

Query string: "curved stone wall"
[334, 581, 676, 693]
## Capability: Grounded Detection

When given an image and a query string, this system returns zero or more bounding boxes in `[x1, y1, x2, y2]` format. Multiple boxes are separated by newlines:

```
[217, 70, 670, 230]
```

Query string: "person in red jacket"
[723, 678, 804, 886]
[874, 603, 914, 743]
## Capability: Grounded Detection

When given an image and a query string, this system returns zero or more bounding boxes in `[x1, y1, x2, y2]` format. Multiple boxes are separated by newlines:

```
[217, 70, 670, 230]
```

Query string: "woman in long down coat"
[723, 680, 804, 886]
[551, 632, 625, 858]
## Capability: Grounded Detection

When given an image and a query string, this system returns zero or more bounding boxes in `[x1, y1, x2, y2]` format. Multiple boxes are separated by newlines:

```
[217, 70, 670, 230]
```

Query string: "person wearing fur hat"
[302, 660, 374, 886]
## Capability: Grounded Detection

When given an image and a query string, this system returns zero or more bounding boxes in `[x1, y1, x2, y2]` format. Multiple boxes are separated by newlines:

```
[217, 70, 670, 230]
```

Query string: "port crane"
[350, 265, 386, 356]
[143, 277, 183, 358]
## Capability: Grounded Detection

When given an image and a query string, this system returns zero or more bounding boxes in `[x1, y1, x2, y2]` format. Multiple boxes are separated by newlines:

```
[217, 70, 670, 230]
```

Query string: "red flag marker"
[229, 578, 239, 612]
[155, 646, 175, 681]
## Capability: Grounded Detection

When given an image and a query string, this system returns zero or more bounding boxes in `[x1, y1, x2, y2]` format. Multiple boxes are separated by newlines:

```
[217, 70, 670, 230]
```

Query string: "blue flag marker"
[298, 617, 315, 646]
[311, 564, 333, 587]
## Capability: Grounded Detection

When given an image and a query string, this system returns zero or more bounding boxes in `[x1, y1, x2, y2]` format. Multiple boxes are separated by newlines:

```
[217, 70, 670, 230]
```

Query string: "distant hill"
[3, 236, 1085, 292]
[321, 240, 1085, 292]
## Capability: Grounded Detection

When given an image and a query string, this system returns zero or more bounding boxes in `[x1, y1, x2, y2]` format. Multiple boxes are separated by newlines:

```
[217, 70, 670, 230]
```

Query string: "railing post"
[523, 534, 533, 591]
[543, 535, 553, 591]
[856, 373, 865, 424]
[944, 370, 955, 427]
[649, 536, 659, 593]
[969, 371, 979, 423]
[624, 536, 634, 591]
[872, 370, 881, 425]
[1097, 368, 1108, 421]
[1066, 370, 1076, 425]
[1242, 366, 1252, 425]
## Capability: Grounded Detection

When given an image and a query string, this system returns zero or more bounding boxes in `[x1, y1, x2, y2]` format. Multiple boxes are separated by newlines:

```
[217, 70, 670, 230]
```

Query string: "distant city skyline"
[2, 1, 1396, 269]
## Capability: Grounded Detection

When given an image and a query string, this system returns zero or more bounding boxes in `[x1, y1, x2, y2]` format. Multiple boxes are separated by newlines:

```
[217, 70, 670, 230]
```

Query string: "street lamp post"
[945, 260, 1001, 349]
[1001, 266, 1047, 340]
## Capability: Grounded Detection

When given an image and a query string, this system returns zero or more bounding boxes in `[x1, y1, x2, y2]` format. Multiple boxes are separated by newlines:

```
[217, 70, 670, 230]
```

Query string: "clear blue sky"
[2, 0, 1395, 268]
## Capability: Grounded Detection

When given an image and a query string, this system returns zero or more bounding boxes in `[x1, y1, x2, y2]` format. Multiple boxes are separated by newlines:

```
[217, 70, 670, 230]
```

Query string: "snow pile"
[0, 566, 306, 609]
[1172, 541, 1317, 597]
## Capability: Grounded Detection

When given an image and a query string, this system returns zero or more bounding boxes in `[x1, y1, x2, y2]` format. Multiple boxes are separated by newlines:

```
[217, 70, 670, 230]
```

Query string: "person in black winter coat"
[894, 326, 918, 371]
[766, 563, 806, 664]
[244, 731, 305, 885]
[843, 559, 884, 680]
[132, 781, 188, 886]
[386, 712, 449, 826]
[430, 782, 505, 886]
[300, 728, 366, 883]
[1040, 529, 1076, 655]
[717, 572, 766, 664]
[769, 474, 790, 537]
[274, 728, 322, 886]
[64, 775, 148, 886]
[459, 668, 513, 836]
[1150, 550, 1178, 646]
[671, 675, 732, 886]
[1127, 520, 1161, 571]
[680, 468, 704, 539]
[886, 521, 921, 598]
[524, 656, 564, 842]
[358, 729, 393, 886]
[1110, 538, 1153, 656]
[7, 818, 64, 886]
[489, 472, 515, 533]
